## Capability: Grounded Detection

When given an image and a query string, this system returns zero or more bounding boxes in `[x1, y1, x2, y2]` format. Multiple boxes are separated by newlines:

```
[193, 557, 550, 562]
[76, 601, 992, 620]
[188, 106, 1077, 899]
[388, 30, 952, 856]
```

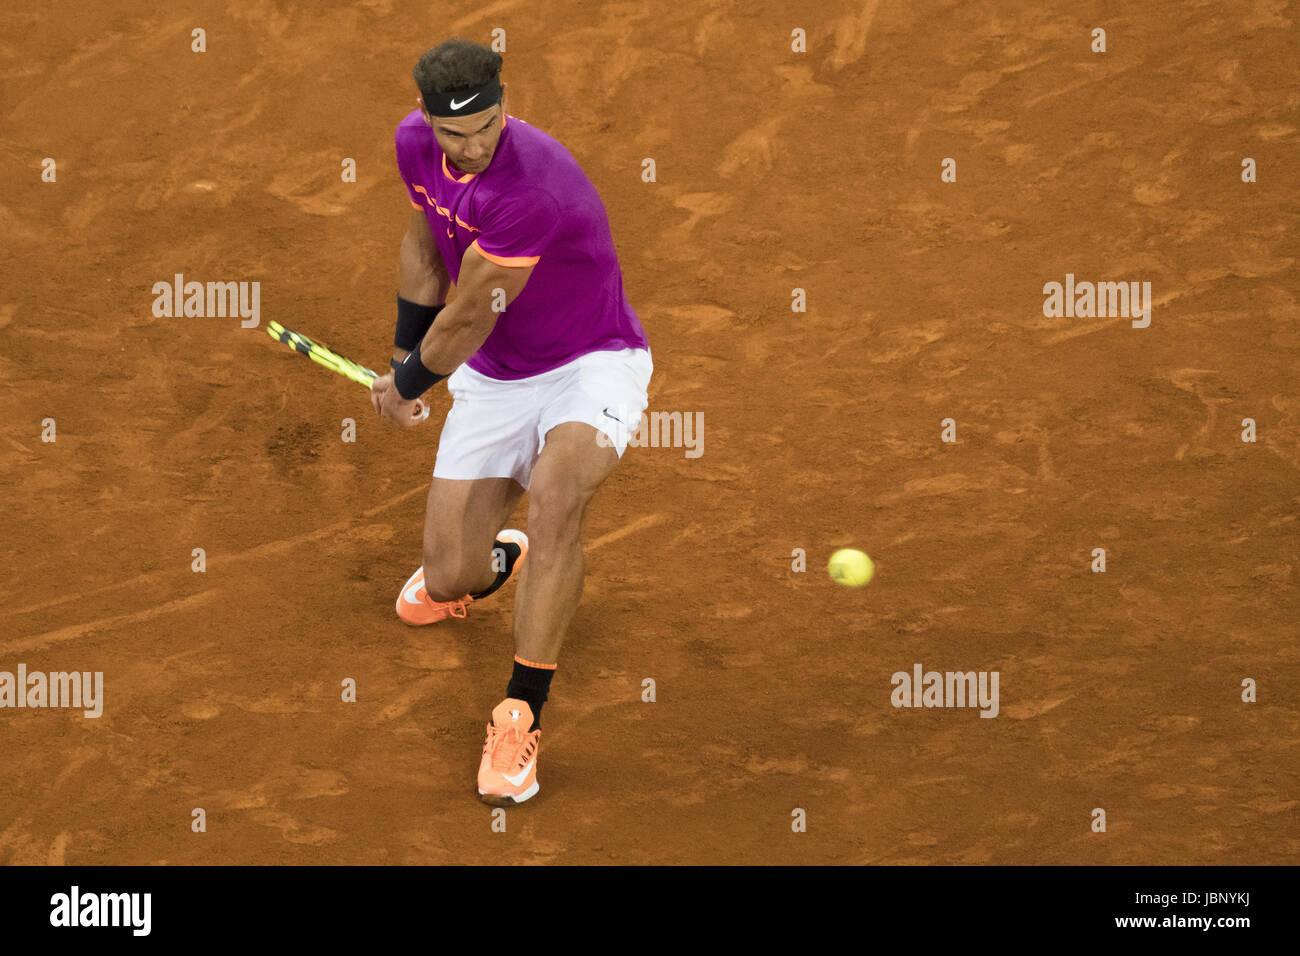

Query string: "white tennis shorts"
[432, 347, 653, 488]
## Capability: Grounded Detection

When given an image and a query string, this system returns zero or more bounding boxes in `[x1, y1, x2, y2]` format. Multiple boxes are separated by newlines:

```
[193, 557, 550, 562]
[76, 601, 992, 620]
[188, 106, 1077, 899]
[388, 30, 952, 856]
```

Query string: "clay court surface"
[1, 0, 1297, 864]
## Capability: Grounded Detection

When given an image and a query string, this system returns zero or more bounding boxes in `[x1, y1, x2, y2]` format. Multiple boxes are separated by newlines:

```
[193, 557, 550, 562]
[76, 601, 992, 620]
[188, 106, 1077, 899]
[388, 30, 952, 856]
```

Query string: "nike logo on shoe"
[402, 581, 426, 606]
[503, 759, 534, 787]
[449, 93, 479, 110]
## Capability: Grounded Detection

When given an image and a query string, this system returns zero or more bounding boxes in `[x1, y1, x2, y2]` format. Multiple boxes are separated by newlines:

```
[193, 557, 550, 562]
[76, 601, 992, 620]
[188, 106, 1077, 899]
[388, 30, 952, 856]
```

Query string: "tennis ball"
[828, 548, 874, 587]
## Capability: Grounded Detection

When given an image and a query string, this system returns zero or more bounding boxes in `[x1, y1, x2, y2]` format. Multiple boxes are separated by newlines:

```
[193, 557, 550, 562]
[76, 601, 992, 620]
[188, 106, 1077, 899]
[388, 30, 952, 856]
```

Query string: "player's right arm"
[394, 206, 451, 364]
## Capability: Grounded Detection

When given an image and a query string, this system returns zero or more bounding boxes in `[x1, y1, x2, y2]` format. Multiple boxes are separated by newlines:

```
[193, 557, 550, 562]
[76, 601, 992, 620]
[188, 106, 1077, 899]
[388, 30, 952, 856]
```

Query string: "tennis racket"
[267, 320, 429, 420]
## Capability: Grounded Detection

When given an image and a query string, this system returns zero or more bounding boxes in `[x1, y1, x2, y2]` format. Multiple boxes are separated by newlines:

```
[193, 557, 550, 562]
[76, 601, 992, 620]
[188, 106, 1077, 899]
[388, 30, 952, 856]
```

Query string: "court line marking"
[587, 513, 667, 551]
[1043, 289, 1184, 346]
[3, 485, 428, 620]
[4, 589, 224, 654]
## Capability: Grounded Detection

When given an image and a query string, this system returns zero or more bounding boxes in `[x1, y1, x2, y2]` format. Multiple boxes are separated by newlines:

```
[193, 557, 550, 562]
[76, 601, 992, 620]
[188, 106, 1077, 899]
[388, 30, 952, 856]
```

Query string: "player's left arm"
[371, 244, 535, 424]
[412, 243, 535, 374]
[373, 184, 558, 424]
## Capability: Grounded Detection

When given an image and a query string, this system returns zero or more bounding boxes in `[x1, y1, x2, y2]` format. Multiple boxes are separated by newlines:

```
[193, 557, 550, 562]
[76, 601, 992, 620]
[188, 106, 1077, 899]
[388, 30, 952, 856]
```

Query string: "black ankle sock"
[506, 659, 554, 731]
[469, 539, 522, 601]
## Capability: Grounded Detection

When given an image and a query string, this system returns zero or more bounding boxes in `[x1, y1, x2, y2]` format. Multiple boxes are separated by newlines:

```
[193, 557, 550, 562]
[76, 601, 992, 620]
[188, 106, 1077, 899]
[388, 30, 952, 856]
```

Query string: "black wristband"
[395, 296, 444, 352]
[393, 348, 448, 400]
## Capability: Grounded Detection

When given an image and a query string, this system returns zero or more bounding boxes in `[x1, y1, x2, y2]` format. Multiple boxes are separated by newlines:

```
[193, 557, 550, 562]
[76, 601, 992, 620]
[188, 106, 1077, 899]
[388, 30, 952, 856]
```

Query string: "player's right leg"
[396, 358, 539, 625]
[397, 476, 525, 625]
[421, 475, 524, 600]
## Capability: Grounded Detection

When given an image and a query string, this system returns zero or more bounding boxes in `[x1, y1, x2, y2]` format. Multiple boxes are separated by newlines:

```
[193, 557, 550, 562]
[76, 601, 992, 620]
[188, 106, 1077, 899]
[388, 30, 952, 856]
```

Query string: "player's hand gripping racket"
[267, 321, 430, 422]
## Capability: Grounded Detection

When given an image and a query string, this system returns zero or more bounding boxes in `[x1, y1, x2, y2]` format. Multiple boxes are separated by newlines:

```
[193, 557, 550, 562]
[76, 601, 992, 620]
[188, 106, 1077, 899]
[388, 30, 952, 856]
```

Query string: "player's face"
[421, 88, 507, 175]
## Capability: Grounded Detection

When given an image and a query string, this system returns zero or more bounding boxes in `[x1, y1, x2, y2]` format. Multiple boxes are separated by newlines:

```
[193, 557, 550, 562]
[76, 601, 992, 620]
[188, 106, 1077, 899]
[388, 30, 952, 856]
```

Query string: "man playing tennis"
[369, 38, 652, 806]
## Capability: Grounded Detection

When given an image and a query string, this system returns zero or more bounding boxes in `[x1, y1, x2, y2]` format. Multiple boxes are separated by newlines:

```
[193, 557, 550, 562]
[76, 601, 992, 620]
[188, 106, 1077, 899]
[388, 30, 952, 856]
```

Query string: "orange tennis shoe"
[395, 566, 472, 625]
[495, 528, 529, 571]
[395, 529, 529, 626]
[477, 698, 541, 806]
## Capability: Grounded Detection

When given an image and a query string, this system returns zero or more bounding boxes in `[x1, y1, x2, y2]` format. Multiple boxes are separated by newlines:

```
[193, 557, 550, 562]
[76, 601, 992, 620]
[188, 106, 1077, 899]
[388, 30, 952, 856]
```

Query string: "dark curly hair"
[413, 38, 503, 102]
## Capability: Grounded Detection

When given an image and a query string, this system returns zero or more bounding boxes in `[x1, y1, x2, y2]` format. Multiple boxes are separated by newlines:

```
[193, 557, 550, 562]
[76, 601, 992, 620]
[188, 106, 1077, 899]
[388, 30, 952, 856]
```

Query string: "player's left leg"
[476, 423, 617, 807]
[515, 421, 619, 664]
[476, 347, 652, 806]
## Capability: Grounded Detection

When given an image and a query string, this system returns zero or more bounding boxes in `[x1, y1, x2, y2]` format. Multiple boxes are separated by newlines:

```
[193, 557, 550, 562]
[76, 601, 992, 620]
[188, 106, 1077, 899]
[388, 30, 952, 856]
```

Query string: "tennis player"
[370, 38, 652, 805]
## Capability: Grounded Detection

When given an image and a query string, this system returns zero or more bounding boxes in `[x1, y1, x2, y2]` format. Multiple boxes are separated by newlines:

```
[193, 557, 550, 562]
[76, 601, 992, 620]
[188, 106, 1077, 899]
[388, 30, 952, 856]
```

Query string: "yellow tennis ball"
[828, 548, 874, 587]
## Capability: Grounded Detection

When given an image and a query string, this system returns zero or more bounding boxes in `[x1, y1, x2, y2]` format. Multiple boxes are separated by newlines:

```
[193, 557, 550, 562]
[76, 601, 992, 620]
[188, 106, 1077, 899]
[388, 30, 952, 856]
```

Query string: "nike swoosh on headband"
[449, 93, 479, 110]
